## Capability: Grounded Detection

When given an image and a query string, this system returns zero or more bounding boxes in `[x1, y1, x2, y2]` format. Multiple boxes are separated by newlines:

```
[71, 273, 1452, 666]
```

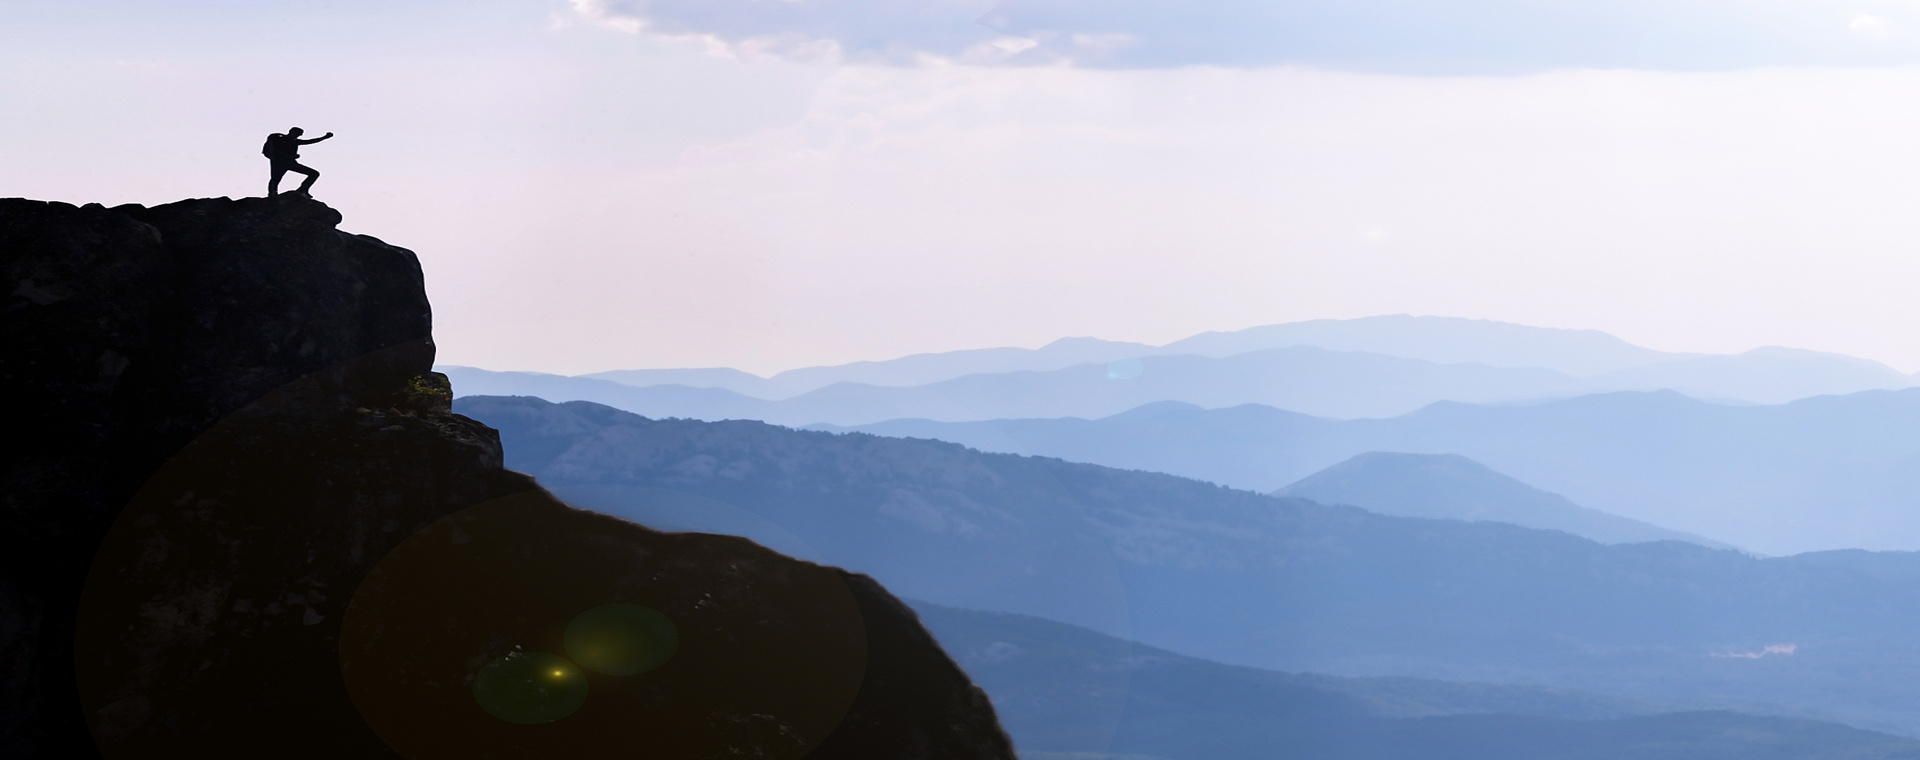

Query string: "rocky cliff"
[0, 195, 1014, 760]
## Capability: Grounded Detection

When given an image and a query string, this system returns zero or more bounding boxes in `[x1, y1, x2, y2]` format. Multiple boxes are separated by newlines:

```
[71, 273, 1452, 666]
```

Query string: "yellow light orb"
[471, 651, 588, 724]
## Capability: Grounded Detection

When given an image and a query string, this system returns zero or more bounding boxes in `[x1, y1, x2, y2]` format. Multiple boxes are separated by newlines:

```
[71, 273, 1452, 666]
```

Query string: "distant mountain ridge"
[585, 336, 1155, 399]
[458, 394, 1920, 737]
[1275, 452, 1735, 550]
[445, 344, 1591, 423]
[1159, 316, 1676, 376]
[443, 315, 1914, 425]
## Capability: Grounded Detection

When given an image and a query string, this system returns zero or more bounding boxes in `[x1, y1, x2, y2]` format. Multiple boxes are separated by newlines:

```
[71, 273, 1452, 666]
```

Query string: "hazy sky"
[8, 0, 1920, 375]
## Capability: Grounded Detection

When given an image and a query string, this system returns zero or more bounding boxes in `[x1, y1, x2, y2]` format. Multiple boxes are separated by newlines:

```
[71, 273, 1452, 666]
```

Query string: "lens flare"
[472, 651, 588, 725]
[565, 603, 679, 676]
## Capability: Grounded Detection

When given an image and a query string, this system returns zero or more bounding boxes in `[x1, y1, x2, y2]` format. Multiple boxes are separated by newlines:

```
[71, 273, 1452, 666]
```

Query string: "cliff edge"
[0, 196, 1014, 760]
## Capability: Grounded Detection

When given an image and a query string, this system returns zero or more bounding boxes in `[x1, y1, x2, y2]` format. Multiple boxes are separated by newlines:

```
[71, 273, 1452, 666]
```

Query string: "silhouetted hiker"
[263, 127, 333, 197]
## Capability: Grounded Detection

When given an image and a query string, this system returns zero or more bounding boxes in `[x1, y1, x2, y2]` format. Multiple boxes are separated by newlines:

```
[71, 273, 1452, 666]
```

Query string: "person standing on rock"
[263, 127, 333, 197]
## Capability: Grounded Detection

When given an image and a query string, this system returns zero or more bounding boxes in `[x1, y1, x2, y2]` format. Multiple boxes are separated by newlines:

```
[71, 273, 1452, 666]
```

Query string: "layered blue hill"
[458, 394, 1920, 737]
[442, 316, 1916, 426]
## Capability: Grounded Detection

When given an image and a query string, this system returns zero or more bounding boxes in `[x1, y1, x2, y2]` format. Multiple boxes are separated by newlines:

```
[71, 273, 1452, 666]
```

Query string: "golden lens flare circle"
[338, 493, 869, 760]
[565, 603, 679, 676]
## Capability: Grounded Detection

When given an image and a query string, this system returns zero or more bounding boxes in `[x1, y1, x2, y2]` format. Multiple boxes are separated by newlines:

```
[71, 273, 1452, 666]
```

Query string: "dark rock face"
[3, 195, 432, 757]
[1, 196, 1014, 760]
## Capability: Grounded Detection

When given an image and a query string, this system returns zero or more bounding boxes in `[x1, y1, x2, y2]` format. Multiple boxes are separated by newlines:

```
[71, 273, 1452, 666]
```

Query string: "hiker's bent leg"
[288, 162, 320, 195]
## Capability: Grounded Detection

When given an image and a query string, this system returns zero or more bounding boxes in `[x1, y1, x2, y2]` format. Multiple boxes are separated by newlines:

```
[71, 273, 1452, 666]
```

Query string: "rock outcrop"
[1, 196, 1015, 760]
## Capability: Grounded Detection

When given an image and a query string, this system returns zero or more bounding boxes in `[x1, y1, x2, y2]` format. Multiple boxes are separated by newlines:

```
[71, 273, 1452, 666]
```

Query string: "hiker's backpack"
[261, 135, 281, 160]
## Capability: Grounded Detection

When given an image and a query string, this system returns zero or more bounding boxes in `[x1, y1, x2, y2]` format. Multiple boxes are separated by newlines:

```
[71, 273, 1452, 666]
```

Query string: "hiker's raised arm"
[298, 132, 334, 145]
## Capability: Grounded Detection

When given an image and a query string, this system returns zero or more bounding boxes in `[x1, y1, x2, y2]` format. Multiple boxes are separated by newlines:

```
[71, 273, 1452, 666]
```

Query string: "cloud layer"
[577, 0, 1920, 73]
[16, 3, 1920, 375]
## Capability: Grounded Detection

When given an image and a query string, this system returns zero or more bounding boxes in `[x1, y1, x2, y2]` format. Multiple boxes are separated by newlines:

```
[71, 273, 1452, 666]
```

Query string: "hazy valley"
[912, 600, 1920, 760]
[458, 392, 1920, 742]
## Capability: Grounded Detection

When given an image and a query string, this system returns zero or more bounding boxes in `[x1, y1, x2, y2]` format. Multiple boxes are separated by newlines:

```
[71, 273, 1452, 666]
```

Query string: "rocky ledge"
[0, 196, 1014, 760]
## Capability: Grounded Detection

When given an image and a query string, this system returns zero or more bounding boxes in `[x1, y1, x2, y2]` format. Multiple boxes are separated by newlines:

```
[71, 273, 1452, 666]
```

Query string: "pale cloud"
[959, 35, 1041, 65]
[574, 0, 1008, 65]
[1851, 13, 1900, 39]
[573, 0, 1920, 73]
[402, 63, 1920, 375]
[568, 0, 647, 34]
[1712, 643, 1798, 659]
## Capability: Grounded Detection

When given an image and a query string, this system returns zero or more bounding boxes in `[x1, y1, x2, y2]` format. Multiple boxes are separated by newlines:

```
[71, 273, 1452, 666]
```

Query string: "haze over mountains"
[1274, 452, 1733, 550]
[442, 315, 1916, 426]
[456, 395, 1920, 740]
[835, 389, 1920, 556]
[442, 315, 1920, 554]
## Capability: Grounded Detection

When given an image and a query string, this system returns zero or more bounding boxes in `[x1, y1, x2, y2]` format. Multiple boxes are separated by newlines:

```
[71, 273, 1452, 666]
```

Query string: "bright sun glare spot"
[472, 651, 588, 724]
[1851, 13, 1897, 38]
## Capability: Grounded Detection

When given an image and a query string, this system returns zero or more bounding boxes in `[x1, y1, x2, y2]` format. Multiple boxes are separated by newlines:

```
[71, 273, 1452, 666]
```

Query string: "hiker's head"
[288, 127, 304, 137]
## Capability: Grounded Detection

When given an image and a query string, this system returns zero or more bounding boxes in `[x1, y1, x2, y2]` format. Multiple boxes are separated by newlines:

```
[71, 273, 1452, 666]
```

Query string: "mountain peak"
[1161, 314, 1674, 376]
[1277, 451, 1737, 550]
